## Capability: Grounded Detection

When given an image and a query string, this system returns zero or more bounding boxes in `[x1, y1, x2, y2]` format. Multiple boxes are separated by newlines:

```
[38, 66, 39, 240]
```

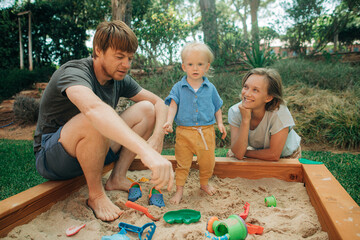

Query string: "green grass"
[0, 139, 46, 200]
[3, 139, 358, 206]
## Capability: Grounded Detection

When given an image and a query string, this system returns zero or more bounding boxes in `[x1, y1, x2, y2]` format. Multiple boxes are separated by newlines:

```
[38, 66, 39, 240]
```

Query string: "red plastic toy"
[239, 202, 250, 220]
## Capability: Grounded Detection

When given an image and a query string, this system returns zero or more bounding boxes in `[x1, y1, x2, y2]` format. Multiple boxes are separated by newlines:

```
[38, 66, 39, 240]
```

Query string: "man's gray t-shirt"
[34, 57, 142, 152]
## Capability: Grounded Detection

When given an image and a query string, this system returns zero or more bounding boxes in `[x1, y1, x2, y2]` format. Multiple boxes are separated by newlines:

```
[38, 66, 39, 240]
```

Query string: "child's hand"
[163, 122, 173, 134]
[218, 123, 227, 139]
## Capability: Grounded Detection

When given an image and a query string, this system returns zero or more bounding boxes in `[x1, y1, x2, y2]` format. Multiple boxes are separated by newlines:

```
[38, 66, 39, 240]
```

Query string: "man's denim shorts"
[35, 127, 119, 180]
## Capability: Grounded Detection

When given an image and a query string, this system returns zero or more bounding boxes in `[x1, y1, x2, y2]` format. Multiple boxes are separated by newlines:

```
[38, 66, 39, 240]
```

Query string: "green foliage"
[0, 0, 109, 68]
[0, 139, 46, 201]
[272, 58, 360, 90]
[272, 58, 360, 150]
[0, 7, 19, 69]
[241, 43, 278, 68]
[282, 0, 325, 55]
[0, 66, 55, 102]
[0, 68, 35, 102]
[133, 3, 190, 67]
[13, 95, 39, 124]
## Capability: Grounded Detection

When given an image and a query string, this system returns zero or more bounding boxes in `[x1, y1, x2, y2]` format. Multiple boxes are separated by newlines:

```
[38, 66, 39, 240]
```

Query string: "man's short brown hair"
[92, 20, 138, 58]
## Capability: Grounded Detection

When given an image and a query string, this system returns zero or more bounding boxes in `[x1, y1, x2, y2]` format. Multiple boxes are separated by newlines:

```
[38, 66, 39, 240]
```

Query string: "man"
[33, 20, 174, 222]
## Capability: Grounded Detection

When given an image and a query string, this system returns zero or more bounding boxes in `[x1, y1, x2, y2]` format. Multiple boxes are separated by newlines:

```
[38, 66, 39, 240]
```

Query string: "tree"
[199, 0, 218, 56]
[111, 0, 132, 26]
[133, 1, 190, 66]
[250, 0, 260, 44]
[0, 0, 111, 68]
[282, 0, 325, 55]
[0, 6, 20, 69]
[231, 0, 249, 41]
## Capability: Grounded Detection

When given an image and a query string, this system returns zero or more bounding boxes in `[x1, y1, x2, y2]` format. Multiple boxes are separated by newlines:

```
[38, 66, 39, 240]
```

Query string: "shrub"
[13, 95, 39, 124]
[272, 58, 360, 90]
[0, 65, 55, 102]
[285, 84, 360, 150]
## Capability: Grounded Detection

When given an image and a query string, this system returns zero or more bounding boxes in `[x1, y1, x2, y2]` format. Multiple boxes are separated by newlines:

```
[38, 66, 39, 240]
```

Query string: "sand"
[3, 169, 328, 240]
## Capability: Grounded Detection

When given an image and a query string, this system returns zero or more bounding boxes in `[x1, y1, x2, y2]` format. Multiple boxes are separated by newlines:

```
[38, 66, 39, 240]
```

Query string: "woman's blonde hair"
[92, 20, 138, 58]
[242, 68, 284, 111]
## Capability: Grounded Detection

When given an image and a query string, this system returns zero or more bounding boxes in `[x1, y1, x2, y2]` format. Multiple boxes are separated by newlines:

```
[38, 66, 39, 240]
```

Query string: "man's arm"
[130, 88, 168, 153]
[66, 85, 173, 190]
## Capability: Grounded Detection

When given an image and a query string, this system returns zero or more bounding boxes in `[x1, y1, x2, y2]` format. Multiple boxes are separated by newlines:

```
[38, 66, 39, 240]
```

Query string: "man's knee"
[138, 100, 155, 118]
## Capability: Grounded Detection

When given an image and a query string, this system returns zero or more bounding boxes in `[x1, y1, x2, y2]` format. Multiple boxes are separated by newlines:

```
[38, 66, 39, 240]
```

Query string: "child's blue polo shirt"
[164, 76, 223, 127]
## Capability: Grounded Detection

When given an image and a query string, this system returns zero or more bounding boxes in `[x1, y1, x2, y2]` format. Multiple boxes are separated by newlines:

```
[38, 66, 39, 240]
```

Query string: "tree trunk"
[232, 0, 249, 42]
[125, 1, 133, 27]
[199, 0, 218, 56]
[112, 0, 130, 22]
[250, 0, 260, 45]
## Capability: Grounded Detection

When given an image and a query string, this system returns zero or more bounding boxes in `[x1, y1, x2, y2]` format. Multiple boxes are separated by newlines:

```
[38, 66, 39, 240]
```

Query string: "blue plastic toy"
[118, 222, 156, 240]
[101, 229, 130, 240]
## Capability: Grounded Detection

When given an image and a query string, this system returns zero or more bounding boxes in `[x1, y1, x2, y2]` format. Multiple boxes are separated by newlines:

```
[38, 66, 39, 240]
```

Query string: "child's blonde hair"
[181, 42, 214, 64]
[242, 68, 284, 111]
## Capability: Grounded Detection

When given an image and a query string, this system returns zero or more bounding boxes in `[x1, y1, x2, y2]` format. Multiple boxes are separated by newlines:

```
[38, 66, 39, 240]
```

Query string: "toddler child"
[163, 42, 226, 204]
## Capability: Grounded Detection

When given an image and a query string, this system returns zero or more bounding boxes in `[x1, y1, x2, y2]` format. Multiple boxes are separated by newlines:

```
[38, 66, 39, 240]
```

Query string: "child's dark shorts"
[35, 127, 119, 180]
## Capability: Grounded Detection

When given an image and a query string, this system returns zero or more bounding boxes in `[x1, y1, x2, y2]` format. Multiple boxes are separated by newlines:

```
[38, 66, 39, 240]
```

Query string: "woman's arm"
[230, 122, 250, 159]
[245, 128, 289, 161]
[230, 103, 252, 159]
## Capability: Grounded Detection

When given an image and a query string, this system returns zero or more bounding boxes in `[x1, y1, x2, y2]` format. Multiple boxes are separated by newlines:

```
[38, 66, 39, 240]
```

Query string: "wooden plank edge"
[302, 164, 360, 240]
[130, 156, 303, 182]
[0, 163, 114, 238]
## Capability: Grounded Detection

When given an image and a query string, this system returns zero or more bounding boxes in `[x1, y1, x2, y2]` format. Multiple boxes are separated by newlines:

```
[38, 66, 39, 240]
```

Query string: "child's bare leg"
[201, 184, 216, 196]
[170, 186, 184, 204]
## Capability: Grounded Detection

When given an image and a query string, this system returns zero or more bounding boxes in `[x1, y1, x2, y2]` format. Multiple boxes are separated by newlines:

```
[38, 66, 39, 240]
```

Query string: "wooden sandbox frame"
[0, 156, 359, 239]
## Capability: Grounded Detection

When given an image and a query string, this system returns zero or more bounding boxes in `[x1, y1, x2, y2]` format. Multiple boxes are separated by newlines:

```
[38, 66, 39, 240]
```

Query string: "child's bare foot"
[169, 186, 184, 204]
[201, 184, 216, 196]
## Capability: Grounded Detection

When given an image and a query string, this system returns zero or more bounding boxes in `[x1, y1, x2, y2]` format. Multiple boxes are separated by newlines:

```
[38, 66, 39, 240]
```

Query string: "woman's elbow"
[268, 152, 281, 161]
[231, 147, 245, 160]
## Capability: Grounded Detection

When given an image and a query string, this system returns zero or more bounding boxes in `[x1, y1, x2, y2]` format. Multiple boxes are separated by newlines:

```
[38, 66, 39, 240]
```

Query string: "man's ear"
[94, 46, 102, 57]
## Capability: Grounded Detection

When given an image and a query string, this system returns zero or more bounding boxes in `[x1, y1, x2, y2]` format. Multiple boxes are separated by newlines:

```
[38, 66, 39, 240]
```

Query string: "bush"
[0, 65, 55, 102]
[285, 84, 360, 150]
[272, 58, 360, 90]
[13, 95, 39, 124]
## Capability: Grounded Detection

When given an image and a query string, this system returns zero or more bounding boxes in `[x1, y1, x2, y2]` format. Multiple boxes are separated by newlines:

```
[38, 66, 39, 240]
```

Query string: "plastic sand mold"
[163, 209, 201, 224]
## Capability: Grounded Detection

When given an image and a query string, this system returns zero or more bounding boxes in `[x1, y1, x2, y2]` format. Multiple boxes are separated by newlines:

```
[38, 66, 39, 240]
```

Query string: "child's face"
[241, 74, 273, 110]
[181, 50, 210, 82]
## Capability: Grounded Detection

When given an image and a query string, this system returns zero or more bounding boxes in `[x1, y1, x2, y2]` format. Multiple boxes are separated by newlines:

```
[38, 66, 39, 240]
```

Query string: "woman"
[227, 68, 301, 161]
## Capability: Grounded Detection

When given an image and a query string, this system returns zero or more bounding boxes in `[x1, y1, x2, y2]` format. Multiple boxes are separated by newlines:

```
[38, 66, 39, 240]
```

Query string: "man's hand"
[141, 151, 174, 191]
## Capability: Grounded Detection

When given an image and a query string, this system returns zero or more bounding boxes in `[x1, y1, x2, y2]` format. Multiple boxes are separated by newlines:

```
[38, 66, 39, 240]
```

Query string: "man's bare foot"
[201, 184, 216, 196]
[169, 186, 184, 204]
[87, 194, 123, 222]
[105, 176, 132, 192]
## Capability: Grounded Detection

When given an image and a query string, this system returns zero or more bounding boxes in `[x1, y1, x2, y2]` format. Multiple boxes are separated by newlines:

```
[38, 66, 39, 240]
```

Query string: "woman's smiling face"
[241, 74, 273, 110]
